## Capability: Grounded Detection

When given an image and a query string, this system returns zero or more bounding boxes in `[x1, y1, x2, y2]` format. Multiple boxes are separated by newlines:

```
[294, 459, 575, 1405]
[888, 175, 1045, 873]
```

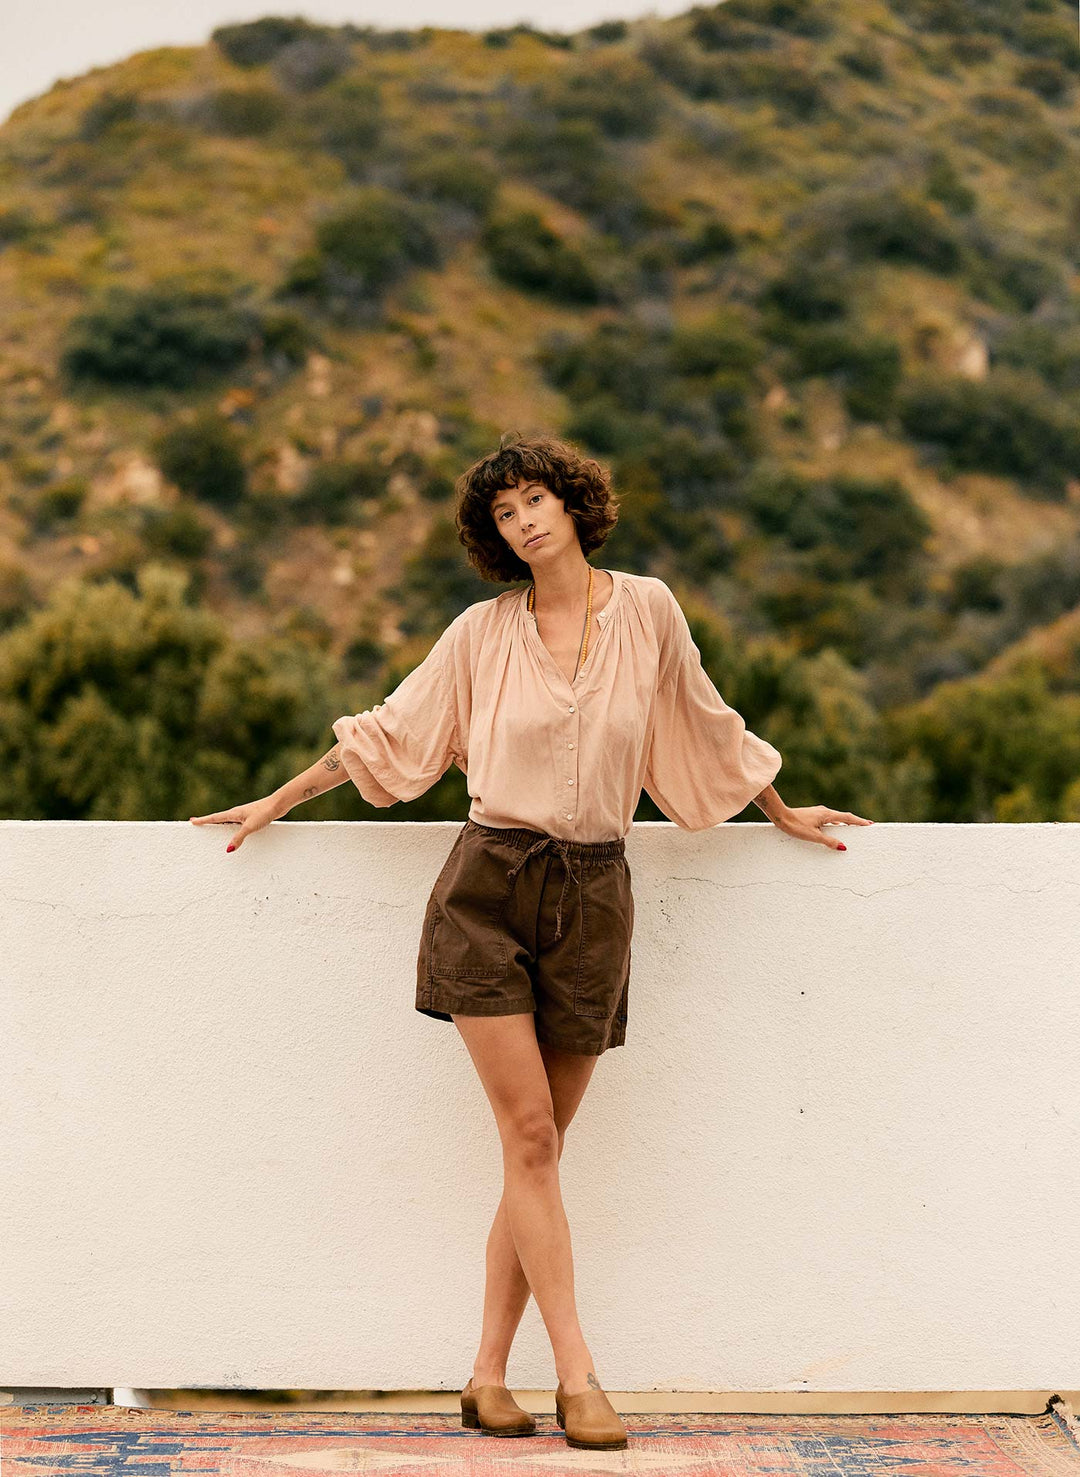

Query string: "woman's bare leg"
[454, 1014, 601, 1395]
[472, 1041, 599, 1384]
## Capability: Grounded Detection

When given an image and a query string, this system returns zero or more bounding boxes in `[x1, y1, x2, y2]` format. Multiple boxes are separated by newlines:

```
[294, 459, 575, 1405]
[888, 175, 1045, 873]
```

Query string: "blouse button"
[567, 778, 575, 786]
[567, 742, 574, 749]
[565, 812, 573, 821]
[568, 705, 575, 713]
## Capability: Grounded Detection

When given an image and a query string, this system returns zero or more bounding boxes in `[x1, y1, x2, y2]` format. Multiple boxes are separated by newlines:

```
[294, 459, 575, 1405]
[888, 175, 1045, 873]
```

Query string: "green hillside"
[2, 0, 1080, 823]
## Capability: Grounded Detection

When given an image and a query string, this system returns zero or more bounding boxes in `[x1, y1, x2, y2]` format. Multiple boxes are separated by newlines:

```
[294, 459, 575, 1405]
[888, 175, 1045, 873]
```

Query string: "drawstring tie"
[506, 837, 581, 943]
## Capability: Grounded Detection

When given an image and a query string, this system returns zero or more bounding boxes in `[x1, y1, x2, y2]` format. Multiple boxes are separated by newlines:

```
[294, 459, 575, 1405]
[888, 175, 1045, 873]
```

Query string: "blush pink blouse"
[331, 569, 782, 842]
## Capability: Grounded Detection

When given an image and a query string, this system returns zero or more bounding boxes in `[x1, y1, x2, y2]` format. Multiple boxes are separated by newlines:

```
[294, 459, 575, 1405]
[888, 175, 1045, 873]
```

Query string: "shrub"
[542, 315, 762, 489]
[1014, 58, 1072, 102]
[153, 413, 247, 508]
[746, 468, 929, 588]
[0, 564, 338, 820]
[638, 33, 713, 95]
[960, 224, 1063, 311]
[258, 309, 313, 368]
[30, 477, 88, 532]
[402, 150, 499, 217]
[290, 458, 388, 525]
[60, 283, 261, 390]
[990, 320, 1080, 392]
[213, 17, 334, 68]
[925, 150, 975, 213]
[79, 90, 139, 142]
[0, 562, 34, 634]
[639, 425, 743, 512]
[697, 54, 830, 121]
[564, 394, 657, 455]
[897, 367, 1080, 494]
[222, 546, 266, 596]
[0, 207, 41, 246]
[886, 659, 1080, 823]
[952, 102, 1066, 169]
[350, 26, 425, 52]
[492, 112, 657, 239]
[1014, 12, 1080, 71]
[586, 20, 628, 42]
[946, 34, 996, 62]
[945, 554, 1007, 614]
[538, 320, 669, 413]
[480, 210, 602, 303]
[808, 186, 962, 273]
[282, 187, 440, 305]
[842, 339, 903, 421]
[672, 211, 736, 264]
[668, 314, 762, 376]
[782, 325, 902, 420]
[207, 85, 287, 136]
[838, 40, 885, 80]
[300, 78, 382, 172]
[687, 5, 776, 50]
[482, 23, 572, 48]
[141, 503, 215, 558]
[272, 33, 353, 92]
[343, 634, 386, 682]
[721, 0, 832, 36]
[533, 53, 667, 139]
[759, 263, 851, 324]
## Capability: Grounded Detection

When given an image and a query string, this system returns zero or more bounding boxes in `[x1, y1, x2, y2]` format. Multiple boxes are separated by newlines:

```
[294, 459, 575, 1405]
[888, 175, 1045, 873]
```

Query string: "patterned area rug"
[2, 1397, 1079, 1475]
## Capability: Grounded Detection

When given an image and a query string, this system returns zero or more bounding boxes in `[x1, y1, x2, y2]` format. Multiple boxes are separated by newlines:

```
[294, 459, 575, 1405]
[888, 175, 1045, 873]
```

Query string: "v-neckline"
[521, 569, 622, 693]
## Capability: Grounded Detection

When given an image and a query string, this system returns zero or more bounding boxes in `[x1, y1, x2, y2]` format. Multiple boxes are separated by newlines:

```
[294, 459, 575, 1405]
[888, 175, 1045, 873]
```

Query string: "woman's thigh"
[538, 1041, 600, 1137]
[452, 1013, 599, 1145]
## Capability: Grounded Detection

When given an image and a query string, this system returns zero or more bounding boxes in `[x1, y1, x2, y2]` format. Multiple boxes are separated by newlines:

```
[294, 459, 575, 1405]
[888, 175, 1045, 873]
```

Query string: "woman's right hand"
[189, 795, 286, 853]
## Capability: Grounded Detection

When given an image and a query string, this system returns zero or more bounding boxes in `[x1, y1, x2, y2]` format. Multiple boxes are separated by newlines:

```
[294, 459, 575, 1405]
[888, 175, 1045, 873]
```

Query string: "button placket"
[564, 703, 578, 826]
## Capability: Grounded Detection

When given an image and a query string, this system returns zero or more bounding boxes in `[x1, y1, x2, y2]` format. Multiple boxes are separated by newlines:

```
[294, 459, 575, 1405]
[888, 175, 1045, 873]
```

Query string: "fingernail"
[838, 843, 847, 851]
[226, 844, 235, 853]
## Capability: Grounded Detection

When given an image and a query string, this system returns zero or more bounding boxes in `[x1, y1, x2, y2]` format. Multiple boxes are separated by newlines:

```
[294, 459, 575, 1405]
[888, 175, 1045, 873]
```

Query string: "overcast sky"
[4, 0, 692, 127]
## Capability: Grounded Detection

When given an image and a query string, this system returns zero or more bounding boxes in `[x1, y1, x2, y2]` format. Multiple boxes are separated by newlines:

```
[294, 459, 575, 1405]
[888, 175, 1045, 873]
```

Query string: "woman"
[191, 431, 872, 1451]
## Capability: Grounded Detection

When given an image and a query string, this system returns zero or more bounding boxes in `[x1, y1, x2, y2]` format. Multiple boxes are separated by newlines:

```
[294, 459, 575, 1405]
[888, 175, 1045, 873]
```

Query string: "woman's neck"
[531, 555, 604, 618]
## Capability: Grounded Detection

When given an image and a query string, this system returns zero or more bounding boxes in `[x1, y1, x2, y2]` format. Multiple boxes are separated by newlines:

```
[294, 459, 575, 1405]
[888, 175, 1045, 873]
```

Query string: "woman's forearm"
[271, 744, 349, 816]
[752, 783, 790, 824]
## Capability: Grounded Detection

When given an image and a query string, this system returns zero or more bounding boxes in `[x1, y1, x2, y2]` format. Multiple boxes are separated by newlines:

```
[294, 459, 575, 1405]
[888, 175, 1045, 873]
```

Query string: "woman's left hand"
[774, 806, 873, 851]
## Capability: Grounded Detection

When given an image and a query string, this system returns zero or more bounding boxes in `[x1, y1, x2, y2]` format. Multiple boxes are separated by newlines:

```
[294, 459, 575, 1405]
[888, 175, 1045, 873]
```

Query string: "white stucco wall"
[1, 819, 1078, 1393]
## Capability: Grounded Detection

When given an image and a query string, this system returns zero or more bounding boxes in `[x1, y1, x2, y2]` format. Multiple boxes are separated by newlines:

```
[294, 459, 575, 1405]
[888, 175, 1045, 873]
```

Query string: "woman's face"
[491, 479, 577, 564]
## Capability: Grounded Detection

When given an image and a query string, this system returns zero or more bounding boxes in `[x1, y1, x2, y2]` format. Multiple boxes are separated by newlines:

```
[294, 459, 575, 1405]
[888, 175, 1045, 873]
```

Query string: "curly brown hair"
[455, 430, 620, 584]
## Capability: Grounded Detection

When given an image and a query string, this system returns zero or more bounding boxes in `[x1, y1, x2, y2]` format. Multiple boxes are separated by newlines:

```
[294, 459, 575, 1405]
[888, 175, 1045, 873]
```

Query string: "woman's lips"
[525, 533, 547, 548]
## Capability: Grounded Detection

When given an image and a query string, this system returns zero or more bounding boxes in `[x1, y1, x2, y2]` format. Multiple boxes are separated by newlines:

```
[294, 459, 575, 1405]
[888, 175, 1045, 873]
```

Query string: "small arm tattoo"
[320, 745, 342, 772]
[302, 786, 319, 799]
[752, 783, 787, 823]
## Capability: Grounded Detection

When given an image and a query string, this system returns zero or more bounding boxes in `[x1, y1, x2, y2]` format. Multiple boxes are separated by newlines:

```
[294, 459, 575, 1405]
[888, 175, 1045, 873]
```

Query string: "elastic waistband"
[464, 818, 624, 859]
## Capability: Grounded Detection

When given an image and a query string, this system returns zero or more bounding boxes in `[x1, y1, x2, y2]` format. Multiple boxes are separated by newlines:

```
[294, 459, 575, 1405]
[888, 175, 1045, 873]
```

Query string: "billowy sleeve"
[643, 586, 782, 830]
[331, 618, 465, 809]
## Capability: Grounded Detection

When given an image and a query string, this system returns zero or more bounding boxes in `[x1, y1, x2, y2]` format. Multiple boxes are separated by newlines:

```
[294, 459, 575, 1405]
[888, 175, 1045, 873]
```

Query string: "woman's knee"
[503, 1107, 560, 1167]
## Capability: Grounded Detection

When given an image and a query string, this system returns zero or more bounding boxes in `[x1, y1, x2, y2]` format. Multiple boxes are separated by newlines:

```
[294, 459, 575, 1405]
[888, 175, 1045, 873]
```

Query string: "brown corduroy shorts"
[415, 819, 633, 1055]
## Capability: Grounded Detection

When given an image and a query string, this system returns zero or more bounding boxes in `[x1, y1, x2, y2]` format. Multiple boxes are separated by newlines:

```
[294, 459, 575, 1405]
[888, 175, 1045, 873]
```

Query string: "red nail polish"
[226, 844, 235, 853]
[838, 843, 846, 851]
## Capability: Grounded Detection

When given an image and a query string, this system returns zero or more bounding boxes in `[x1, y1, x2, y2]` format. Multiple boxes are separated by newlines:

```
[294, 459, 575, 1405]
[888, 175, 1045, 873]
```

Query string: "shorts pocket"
[574, 858, 633, 1019]
[428, 830, 517, 979]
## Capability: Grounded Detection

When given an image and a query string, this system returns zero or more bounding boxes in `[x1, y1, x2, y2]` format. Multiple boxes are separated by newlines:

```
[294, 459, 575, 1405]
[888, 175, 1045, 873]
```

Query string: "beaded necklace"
[527, 564, 594, 682]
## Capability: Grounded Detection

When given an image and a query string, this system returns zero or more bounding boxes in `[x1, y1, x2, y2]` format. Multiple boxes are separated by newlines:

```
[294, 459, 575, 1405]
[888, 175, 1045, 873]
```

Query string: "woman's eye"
[499, 494, 542, 522]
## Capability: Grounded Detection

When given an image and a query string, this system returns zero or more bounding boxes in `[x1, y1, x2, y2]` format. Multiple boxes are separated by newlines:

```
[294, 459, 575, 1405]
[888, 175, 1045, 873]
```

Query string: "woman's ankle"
[471, 1363, 508, 1386]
